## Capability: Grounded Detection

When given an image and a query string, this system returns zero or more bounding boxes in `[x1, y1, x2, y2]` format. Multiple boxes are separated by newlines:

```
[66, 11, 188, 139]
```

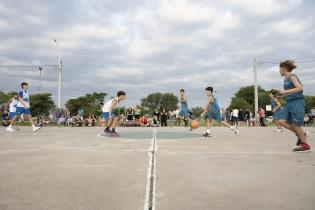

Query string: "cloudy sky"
[0, 0, 314, 108]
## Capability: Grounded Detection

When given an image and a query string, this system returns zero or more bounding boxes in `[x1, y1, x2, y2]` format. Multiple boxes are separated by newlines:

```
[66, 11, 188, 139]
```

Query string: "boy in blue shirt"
[6, 82, 41, 132]
[200, 87, 238, 137]
[277, 60, 310, 152]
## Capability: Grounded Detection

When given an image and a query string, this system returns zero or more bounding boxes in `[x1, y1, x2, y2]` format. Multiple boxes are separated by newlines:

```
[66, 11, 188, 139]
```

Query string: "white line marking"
[144, 128, 157, 210]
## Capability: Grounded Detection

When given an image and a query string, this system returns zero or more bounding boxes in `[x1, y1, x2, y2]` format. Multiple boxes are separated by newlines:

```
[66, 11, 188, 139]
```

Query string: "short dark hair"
[11, 92, 18, 96]
[279, 60, 297, 72]
[117, 91, 126, 97]
[205, 86, 213, 93]
[269, 89, 279, 96]
[180, 89, 185, 92]
[21, 82, 28, 88]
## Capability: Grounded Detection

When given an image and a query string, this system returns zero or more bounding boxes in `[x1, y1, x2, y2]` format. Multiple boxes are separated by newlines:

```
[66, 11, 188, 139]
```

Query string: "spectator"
[78, 108, 84, 120]
[126, 107, 134, 126]
[66, 116, 74, 127]
[232, 108, 239, 127]
[140, 115, 150, 127]
[55, 108, 61, 123]
[258, 107, 266, 127]
[249, 112, 255, 127]
[57, 115, 66, 126]
[304, 115, 310, 126]
[85, 115, 96, 127]
[169, 110, 176, 126]
[174, 107, 180, 126]
[134, 105, 141, 125]
[245, 109, 251, 127]
[74, 114, 83, 127]
[1, 109, 10, 127]
[161, 108, 168, 127]
[153, 108, 160, 126]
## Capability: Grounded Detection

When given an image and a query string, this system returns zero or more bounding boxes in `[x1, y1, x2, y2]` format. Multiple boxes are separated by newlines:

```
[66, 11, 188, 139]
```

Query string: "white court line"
[144, 128, 157, 210]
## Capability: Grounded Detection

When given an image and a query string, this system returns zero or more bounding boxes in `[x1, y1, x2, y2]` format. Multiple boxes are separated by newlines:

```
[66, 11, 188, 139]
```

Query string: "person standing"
[232, 108, 239, 127]
[161, 108, 168, 127]
[258, 107, 266, 127]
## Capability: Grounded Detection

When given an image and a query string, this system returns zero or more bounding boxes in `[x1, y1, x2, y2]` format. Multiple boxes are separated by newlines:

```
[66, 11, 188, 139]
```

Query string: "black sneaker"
[104, 128, 111, 133]
[202, 132, 211, 137]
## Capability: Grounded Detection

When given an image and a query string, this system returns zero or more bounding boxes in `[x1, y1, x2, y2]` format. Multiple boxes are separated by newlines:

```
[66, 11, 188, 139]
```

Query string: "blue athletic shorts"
[102, 112, 116, 120]
[179, 109, 189, 118]
[273, 108, 287, 121]
[9, 112, 16, 120]
[206, 111, 222, 122]
[16, 107, 31, 116]
[283, 99, 305, 126]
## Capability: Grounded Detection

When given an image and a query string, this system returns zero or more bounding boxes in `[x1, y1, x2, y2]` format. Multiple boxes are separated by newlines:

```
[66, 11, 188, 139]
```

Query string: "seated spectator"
[74, 115, 83, 127]
[66, 116, 74, 127]
[304, 114, 310, 126]
[57, 115, 66, 126]
[140, 115, 150, 127]
[85, 115, 96, 127]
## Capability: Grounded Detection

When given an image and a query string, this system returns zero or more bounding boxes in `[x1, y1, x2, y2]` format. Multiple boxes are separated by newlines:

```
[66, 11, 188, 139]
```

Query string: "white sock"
[206, 129, 210, 134]
[9, 124, 12, 128]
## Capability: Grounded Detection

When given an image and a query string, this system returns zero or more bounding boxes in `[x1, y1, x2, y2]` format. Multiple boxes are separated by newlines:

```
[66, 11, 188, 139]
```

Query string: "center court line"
[144, 128, 157, 210]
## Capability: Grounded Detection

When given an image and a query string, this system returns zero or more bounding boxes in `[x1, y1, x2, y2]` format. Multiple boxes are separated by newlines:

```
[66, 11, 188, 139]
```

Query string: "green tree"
[66, 92, 107, 117]
[190, 107, 203, 119]
[141, 92, 178, 115]
[305, 95, 315, 113]
[0, 91, 11, 105]
[30, 93, 55, 117]
[229, 97, 252, 111]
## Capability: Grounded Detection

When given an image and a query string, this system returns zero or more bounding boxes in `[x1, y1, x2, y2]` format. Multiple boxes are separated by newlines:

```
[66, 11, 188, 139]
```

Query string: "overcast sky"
[0, 0, 314, 108]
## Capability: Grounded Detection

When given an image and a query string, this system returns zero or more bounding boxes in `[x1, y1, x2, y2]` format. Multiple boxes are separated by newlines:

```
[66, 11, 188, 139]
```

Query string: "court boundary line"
[144, 128, 157, 210]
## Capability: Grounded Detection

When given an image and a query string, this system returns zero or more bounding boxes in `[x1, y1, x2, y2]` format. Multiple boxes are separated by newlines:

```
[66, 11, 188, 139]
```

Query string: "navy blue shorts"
[283, 99, 305, 126]
[16, 107, 31, 116]
[273, 108, 287, 121]
[206, 111, 222, 122]
[9, 112, 16, 120]
[102, 112, 116, 121]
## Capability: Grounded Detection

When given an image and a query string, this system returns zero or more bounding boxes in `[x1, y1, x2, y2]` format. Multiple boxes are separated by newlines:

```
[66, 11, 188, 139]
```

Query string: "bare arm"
[109, 99, 118, 116]
[6, 99, 12, 109]
[280, 76, 303, 95]
[201, 96, 212, 116]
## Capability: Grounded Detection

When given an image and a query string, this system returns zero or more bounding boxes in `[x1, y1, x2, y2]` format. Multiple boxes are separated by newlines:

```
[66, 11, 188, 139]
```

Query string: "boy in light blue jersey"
[277, 60, 310, 152]
[269, 89, 286, 132]
[178, 89, 190, 127]
[6, 82, 41, 132]
[200, 87, 238, 137]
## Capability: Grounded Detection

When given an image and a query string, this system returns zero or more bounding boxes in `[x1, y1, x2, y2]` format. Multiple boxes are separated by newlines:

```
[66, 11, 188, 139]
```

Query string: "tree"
[305, 95, 315, 113]
[30, 93, 55, 117]
[190, 107, 203, 119]
[0, 91, 11, 105]
[65, 92, 107, 117]
[229, 97, 252, 111]
[141, 92, 178, 115]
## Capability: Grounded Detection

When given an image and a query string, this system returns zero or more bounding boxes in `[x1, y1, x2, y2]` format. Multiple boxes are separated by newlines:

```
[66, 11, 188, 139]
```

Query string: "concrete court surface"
[0, 126, 314, 210]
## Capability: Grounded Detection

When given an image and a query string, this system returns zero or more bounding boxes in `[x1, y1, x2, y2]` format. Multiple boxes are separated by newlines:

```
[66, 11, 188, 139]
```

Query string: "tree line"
[1, 85, 314, 118]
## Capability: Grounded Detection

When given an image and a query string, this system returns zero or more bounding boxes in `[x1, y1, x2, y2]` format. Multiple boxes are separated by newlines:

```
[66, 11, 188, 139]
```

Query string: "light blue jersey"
[206, 95, 222, 122]
[179, 95, 189, 118]
[283, 74, 304, 101]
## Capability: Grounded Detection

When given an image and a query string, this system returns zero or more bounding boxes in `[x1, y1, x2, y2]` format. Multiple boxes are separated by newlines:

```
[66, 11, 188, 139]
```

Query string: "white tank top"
[17, 90, 30, 108]
[9, 99, 18, 113]
[102, 98, 118, 112]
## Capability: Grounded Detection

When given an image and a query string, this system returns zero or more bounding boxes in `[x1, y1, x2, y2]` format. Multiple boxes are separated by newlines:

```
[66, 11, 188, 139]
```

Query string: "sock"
[206, 129, 210, 134]
[112, 128, 115, 133]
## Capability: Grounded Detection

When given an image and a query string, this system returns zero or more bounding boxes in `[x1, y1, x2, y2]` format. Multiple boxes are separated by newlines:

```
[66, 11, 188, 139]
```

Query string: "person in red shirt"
[258, 107, 266, 127]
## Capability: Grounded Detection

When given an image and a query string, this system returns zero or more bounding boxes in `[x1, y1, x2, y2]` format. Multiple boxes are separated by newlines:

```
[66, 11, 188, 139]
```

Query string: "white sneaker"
[230, 126, 239, 135]
[274, 128, 283, 132]
[32, 126, 41, 132]
[6, 126, 16, 132]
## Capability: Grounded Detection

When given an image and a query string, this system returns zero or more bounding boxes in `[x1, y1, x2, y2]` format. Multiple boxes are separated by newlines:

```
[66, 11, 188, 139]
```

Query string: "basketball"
[190, 120, 199, 129]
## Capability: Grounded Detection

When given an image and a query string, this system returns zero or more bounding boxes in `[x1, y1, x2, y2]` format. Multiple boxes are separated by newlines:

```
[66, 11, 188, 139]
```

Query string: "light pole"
[38, 67, 42, 93]
[253, 58, 259, 125]
[53, 38, 62, 109]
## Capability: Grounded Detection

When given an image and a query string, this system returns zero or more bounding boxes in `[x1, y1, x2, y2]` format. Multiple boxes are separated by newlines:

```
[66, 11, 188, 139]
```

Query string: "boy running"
[102, 91, 126, 137]
[200, 86, 238, 137]
[7, 92, 19, 125]
[178, 89, 190, 127]
[6, 82, 41, 132]
[277, 60, 310, 152]
[269, 89, 285, 132]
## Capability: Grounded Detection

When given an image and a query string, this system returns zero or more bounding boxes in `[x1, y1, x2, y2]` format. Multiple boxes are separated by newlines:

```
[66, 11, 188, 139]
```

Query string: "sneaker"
[292, 144, 311, 153]
[202, 132, 211, 137]
[230, 126, 238, 135]
[32, 126, 41, 132]
[104, 128, 111, 133]
[274, 128, 283, 132]
[296, 132, 310, 146]
[6, 126, 16, 132]
[110, 132, 120, 137]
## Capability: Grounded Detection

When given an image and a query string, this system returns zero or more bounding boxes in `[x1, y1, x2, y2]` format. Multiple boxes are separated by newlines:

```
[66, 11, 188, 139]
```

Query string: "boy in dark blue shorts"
[102, 91, 126, 136]
[6, 82, 41, 132]
[277, 60, 310, 152]
[200, 87, 238, 137]
[269, 90, 286, 132]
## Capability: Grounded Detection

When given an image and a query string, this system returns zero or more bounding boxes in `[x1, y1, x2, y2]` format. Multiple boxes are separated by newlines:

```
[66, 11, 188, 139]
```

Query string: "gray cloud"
[0, 0, 314, 109]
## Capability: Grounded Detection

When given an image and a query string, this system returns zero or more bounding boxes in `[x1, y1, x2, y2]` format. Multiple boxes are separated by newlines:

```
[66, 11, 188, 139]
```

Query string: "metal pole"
[253, 59, 259, 126]
[38, 67, 42, 93]
[57, 60, 62, 109]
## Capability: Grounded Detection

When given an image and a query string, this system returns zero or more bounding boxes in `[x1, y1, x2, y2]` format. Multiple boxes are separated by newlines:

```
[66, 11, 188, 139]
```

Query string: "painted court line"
[144, 128, 157, 210]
